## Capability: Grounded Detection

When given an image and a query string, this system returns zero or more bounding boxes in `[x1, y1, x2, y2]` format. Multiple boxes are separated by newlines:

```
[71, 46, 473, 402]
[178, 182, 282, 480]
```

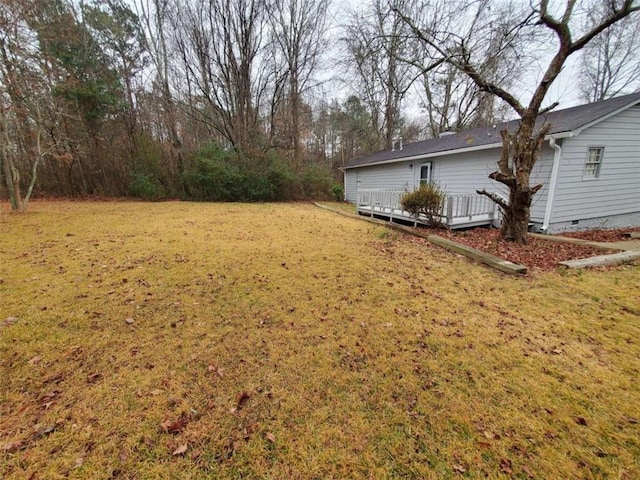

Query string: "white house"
[343, 92, 640, 233]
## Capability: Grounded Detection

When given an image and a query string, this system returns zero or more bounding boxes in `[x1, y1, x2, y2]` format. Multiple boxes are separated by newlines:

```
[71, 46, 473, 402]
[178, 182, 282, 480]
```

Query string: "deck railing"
[356, 188, 500, 227]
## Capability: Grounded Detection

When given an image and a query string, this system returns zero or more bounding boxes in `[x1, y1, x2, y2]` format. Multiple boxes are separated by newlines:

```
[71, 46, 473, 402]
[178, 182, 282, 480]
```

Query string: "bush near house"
[401, 183, 447, 228]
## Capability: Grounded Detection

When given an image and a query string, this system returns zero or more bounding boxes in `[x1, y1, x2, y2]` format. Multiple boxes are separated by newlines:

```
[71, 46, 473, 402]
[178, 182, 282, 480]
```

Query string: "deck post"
[446, 196, 454, 226]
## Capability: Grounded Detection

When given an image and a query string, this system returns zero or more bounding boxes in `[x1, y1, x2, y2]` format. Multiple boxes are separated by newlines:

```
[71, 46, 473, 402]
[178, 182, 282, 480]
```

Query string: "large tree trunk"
[0, 107, 24, 212]
[478, 117, 545, 244]
[501, 184, 533, 243]
[2, 154, 24, 212]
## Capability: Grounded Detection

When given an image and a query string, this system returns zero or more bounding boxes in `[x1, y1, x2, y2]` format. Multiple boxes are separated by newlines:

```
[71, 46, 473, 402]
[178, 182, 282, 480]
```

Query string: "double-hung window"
[583, 147, 604, 179]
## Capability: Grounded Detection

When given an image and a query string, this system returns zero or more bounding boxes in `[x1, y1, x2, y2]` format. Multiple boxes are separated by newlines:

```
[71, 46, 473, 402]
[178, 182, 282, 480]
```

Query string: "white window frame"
[418, 162, 432, 187]
[583, 146, 604, 180]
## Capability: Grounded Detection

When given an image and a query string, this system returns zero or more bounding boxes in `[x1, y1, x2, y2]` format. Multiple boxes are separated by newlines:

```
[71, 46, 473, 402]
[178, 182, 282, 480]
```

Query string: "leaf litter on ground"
[0, 201, 638, 479]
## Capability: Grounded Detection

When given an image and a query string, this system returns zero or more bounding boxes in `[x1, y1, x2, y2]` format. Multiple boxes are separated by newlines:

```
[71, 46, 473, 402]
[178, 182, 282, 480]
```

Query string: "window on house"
[419, 162, 432, 186]
[583, 147, 604, 179]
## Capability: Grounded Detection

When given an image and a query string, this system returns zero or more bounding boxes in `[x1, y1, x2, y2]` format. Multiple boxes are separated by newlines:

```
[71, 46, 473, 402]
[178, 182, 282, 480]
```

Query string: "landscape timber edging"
[558, 251, 640, 269]
[528, 232, 617, 251]
[314, 203, 527, 275]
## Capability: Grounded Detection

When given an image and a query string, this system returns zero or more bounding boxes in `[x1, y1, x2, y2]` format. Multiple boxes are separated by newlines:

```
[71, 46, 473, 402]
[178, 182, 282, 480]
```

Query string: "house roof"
[344, 91, 640, 169]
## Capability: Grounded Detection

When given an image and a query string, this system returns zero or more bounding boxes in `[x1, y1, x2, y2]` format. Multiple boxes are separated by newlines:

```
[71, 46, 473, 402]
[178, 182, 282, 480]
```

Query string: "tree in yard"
[0, 0, 65, 211]
[578, 11, 640, 102]
[82, 0, 148, 145]
[396, 0, 640, 243]
[343, 0, 417, 150]
[267, 0, 329, 165]
[172, 0, 270, 152]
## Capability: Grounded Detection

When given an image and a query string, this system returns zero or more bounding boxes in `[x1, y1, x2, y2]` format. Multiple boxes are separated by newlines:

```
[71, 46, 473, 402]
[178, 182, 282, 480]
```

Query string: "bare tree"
[268, 0, 329, 165]
[136, 0, 185, 183]
[413, 1, 520, 137]
[578, 12, 640, 102]
[396, 0, 640, 243]
[343, 0, 418, 150]
[0, 0, 62, 210]
[173, 0, 270, 152]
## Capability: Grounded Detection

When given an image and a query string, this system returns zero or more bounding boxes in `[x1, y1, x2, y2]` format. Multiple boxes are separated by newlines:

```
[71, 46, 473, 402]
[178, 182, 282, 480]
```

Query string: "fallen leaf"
[28, 356, 41, 365]
[236, 391, 251, 410]
[2, 440, 25, 453]
[452, 464, 466, 473]
[40, 391, 58, 402]
[500, 458, 513, 474]
[265, 432, 275, 443]
[483, 430, 495, 440]
[161, 413, 189, 434]
[575, 416, 588, 426]
[150, 389, 164, 396]
[74, 456, 84, 469]
[623, 416, 639, 424]
[125, 318, 135, 324]
[172, 444, 187, 456]
[33, 423, 56, 438]
[1, 316, 19, 328]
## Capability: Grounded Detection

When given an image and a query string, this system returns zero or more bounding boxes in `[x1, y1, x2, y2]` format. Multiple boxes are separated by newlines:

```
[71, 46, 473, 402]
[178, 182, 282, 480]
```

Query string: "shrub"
[182, 144, 335, 202]
[331, 184, 344, 202]
[128, 134, 169, 200]
[300, 165, 334, 200]
[401, 183, 447, 228]
[129, 172, 166, 200]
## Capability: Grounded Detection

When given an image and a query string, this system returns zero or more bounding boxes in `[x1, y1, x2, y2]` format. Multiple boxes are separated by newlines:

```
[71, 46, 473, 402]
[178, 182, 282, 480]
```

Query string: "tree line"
[1, 0, 639, 237]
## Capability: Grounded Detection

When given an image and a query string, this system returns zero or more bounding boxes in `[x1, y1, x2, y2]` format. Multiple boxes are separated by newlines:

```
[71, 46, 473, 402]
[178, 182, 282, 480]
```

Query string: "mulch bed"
[417, 227, 617, 272]
[558, 227, 640, 243]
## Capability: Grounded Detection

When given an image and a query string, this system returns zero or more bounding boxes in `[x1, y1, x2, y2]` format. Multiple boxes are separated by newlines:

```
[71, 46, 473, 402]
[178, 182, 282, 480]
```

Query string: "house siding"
[344, 161, 415, 202]
[344, 145, 555, 221]
[431, 146, 553, 222]
[344, 169, 357, 202]
[550, 105, 640, 228]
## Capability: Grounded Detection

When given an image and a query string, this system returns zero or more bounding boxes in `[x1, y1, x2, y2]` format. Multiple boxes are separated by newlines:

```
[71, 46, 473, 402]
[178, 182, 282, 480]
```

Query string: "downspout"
[542, 136, 562, 232]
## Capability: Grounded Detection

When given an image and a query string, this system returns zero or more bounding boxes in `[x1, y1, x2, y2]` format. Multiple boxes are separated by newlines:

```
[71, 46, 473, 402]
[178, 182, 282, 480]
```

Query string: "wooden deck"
[356, 189, 501, 229]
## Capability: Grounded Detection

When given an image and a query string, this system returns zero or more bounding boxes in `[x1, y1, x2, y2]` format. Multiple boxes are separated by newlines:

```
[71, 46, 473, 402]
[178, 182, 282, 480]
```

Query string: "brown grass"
[1, 201, 639, 479]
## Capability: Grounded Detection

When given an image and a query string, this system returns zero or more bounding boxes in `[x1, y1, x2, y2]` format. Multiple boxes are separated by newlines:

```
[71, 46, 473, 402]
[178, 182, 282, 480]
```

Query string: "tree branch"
[477, 189, 508, 210]
[488, 170, 516, 188]
[570, 1, 640, 54]
[538, 101, 559, 115]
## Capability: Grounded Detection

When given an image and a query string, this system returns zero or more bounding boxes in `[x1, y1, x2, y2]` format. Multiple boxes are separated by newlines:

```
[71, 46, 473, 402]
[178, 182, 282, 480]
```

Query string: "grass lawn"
[1, 201, 639, 479]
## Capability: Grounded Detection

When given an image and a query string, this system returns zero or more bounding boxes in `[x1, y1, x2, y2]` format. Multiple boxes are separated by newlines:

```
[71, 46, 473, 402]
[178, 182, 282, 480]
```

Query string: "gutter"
[542, 136, 562, 232]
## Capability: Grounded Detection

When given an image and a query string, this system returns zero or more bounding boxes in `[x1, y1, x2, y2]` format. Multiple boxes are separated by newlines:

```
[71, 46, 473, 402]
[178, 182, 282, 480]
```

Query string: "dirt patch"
[418, 227, 615, 271]
[558, 227, 640, 243]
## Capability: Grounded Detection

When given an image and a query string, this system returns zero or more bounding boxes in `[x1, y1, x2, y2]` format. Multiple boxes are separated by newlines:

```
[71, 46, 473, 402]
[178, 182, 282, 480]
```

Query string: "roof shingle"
[344, 92, 640, 169]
